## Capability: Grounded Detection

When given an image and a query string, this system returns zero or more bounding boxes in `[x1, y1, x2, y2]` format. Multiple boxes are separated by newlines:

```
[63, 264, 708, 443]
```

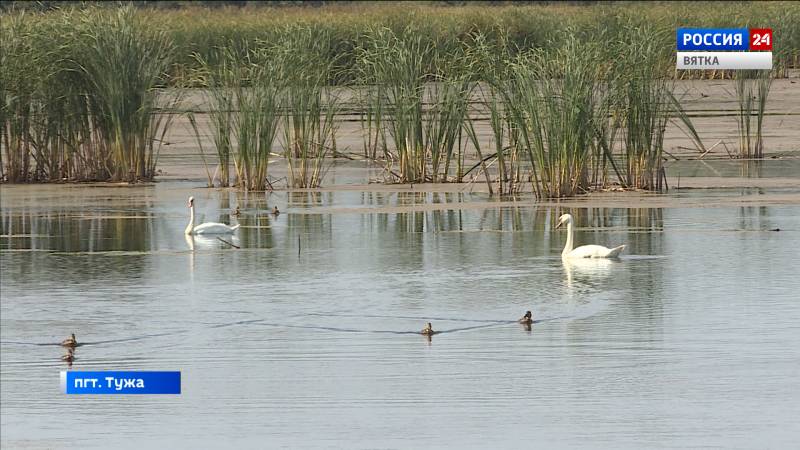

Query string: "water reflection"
[562, 257, 616, 292]
[739, 160, 763, 178]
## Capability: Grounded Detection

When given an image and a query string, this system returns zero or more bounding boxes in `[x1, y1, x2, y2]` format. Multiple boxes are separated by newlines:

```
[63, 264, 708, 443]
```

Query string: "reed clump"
[193, 41, 282, 190]
[612, 25, 673, 191]
[1, 6, 179, 183]
[279, 26, 340, 189]
[357, 26, 474, 184]
[735, 70, 772, 159]
[499, 36, 612, 198]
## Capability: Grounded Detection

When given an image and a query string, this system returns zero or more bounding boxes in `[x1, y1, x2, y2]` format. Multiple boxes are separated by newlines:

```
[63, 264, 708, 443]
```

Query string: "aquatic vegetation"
[501, 36, 611, 198]
[193, 41, 282, 190]
[612, 25, 673, 191]
[735, 70, 772, 159]
[3, 1, 798, 193]
[127, 1, 799, 84]
[279, 26, 340, 189]
[357, 27, 431, 183]
[1, 6, 180, 183]
[357, 26, 475, 184]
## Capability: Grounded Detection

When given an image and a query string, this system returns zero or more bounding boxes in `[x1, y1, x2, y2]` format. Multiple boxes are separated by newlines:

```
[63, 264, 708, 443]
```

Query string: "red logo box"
[750, 28, 772, 51]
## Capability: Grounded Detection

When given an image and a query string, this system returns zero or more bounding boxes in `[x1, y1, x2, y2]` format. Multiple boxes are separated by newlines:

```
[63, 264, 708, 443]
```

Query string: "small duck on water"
[232, 206, 241, 217]
[421, 322, 437, 336]
[61, 333, 78, 348]
[272, 206, 280, 215]
[518, 311, 533, 325]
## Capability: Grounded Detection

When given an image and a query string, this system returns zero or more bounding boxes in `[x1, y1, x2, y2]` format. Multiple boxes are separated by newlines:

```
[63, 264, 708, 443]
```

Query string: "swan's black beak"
[555, 221, 562, 229]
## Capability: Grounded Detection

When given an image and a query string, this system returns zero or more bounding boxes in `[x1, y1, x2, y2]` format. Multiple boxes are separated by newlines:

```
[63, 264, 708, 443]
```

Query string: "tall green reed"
[76, 6, 179, 181]
[735, 70, 772, 159]
[193, 47, 235, 187]
[278, 26, 340, 188]
[1, 7, 179, 183]
[358, 26, 475, 184]
[358, 27, 430, 183]
[194, 42, 282, 190]
[501, 36, 610, 198]
[611, 26, 673, 190]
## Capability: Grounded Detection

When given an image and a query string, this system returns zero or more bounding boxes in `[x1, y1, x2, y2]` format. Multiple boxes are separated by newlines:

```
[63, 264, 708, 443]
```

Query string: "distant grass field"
[4, 1, 799, 85]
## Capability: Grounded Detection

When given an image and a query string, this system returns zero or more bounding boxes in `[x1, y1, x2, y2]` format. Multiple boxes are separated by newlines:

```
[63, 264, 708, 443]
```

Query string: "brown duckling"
[272, 206, 280, 215]
[232, 205, 241, 217]
[61, 333, 78, 348]
[421, 322, 437, 336]
[518, 311, 533, 325]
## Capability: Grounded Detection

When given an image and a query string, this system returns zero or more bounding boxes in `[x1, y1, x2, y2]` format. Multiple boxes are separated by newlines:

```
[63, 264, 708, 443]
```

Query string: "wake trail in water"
[303, 312, 530, 323]
[0, 315, 575, 347]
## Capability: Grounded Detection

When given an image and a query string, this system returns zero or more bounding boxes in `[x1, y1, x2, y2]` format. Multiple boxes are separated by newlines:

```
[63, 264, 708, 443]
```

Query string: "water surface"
[2, 182, 799, 449]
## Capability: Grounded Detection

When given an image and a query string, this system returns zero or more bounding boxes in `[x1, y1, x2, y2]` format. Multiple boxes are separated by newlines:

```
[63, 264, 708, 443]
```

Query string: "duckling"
[232, 205, 241, 217]
[61, 349, 75, 363]
[518, 311, 533, 325]
[421, 322, 437, 336]
[272, 206, 280, 215]
[61, 333, 78, 348]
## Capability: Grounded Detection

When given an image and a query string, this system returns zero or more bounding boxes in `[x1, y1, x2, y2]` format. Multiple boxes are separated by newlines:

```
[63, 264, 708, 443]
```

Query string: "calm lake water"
[2, 181, 799, 449]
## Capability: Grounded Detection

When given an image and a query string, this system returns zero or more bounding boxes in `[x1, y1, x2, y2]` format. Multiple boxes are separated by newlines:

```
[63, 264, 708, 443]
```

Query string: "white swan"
[555, 213, 625, 258]
[185, 196, 240, 235]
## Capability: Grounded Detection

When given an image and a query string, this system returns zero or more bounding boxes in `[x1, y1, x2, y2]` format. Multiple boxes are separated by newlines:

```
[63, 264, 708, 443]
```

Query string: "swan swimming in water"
[556, 213, 625, 259]
[185, 196, 240, 235]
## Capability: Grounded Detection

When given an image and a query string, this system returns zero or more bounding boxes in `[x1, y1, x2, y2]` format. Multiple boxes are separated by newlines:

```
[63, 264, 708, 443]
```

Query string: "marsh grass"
[1, 6, 179, 183]
[78, 7, 174, 181]
[358, 27, 430, 183]
[501, 36, 610, 198]
[193, 41, 283, 190]
[136, 2, 799, 84]
[735, 70, 772, 159]
[193, 48, 235, 187]
[358, 27, 476, 184]
[4, 2, 795, 191]
[612, 26, 673, 190]
[279, 26, 340, 188]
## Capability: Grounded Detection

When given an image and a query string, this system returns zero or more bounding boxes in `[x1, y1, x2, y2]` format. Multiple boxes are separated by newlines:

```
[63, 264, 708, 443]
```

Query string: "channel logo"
[676, 28, 772, 70]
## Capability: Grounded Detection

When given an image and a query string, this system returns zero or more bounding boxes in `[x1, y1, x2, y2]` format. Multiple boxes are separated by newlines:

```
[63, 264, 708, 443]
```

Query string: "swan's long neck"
[185, 205, 195, 235]
[562, 218, 574, 256]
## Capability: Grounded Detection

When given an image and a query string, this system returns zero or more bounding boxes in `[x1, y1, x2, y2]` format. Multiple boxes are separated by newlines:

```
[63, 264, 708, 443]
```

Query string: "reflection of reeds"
[1, 202, 157, 253]
[735, 70, 772, 159]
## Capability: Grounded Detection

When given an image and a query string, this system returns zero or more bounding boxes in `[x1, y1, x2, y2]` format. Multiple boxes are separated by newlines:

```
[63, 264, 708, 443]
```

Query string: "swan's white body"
[556, 214, 625, 259]
[185, 197, 240, 235]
